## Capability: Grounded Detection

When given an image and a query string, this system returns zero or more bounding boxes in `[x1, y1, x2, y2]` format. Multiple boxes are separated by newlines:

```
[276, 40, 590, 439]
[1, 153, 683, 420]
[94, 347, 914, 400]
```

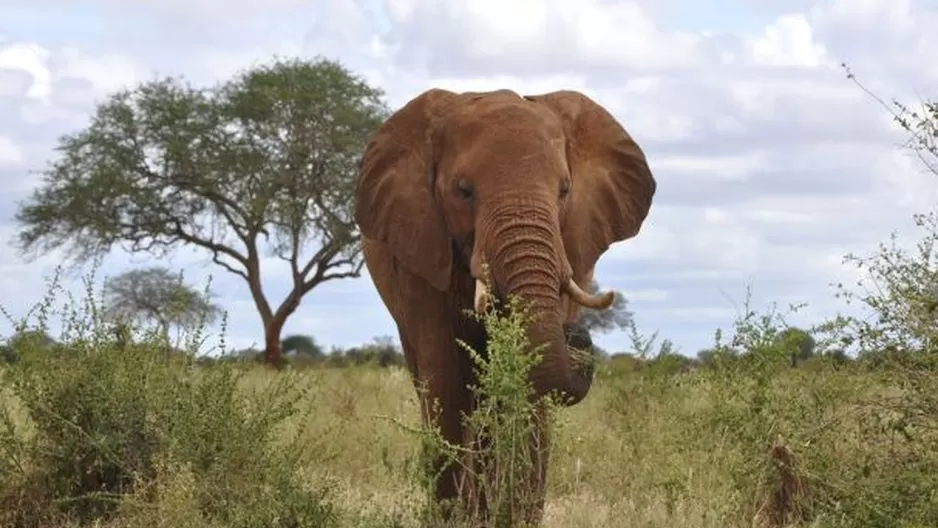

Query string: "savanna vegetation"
[1, 57, 937, 527]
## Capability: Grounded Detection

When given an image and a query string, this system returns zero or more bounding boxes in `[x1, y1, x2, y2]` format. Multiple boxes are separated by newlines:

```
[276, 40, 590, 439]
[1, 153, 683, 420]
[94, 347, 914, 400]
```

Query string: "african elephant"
[354, 88, 656, 523]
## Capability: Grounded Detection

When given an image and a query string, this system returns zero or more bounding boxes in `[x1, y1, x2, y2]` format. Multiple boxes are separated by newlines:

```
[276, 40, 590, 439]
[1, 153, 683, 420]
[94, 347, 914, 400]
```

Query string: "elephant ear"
[527, 90, 657, 279]
[355, 88, 462, 292]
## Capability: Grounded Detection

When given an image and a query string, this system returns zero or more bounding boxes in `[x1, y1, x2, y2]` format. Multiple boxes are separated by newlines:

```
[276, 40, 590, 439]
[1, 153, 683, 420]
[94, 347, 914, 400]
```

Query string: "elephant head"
[355, 88, 655, 405]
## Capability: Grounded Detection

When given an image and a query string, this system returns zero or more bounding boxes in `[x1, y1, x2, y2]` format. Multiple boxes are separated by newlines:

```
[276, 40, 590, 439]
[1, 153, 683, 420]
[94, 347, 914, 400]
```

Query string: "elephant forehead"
[447, 96, 563, 141]
[448, 132, 567, 179]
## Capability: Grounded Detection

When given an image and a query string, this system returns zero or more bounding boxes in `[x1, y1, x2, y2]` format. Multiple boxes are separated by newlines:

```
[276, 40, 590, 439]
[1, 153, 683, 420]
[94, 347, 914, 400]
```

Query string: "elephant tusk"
[474, 279, 490, 313]
[565, 278, 616, 310]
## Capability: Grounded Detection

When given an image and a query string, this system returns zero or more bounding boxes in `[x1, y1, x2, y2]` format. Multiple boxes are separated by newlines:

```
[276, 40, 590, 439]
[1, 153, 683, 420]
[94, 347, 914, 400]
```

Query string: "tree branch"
[210, 253, 249, 281]
[243, 245, 274, 324]
[288, 222, 303, 287]
[169, 218, 249, 270]
[302, 254, 363, 294]
[299, 234, 351, 279]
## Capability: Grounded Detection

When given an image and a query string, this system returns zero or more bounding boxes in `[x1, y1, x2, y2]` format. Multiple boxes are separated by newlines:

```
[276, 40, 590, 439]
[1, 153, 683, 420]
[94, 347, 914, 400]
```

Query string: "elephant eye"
[559, 180, 571, 199]
[456, 179, 474, 200]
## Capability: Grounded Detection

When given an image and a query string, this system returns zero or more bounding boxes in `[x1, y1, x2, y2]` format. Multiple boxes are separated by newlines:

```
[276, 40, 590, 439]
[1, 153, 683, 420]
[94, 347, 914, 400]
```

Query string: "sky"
[1, 0, 938, 357]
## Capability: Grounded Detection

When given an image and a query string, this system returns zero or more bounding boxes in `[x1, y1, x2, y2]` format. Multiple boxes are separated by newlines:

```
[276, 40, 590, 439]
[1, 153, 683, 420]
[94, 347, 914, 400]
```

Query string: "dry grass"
[220, 361, 917, 527]
[3, 350, 936, 528]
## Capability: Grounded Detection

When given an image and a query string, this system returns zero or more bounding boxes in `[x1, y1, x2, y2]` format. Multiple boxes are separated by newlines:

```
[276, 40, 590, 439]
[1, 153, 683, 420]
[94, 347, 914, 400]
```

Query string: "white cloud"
[0, 42, 51, 99]
[382, 0, 706, 76]
[620, 289, 670, 303]
[653, 152, 768, 181]
[747, 14, 827, 67]
[0, 0, 937, 355]
[49, 47, 144, 96]
[426, 73, 588, 95]
[814, 0, 915, 29]
[0, 136, 23, 166]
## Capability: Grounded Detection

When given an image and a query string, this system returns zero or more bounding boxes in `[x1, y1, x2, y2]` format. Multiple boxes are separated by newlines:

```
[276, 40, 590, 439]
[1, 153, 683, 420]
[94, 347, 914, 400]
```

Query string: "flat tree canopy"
[14, 57, 390, 365]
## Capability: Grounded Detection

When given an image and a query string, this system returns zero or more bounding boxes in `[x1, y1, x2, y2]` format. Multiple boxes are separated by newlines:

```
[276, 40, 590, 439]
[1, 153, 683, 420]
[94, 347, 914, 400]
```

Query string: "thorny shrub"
[0, 267, 338, 528]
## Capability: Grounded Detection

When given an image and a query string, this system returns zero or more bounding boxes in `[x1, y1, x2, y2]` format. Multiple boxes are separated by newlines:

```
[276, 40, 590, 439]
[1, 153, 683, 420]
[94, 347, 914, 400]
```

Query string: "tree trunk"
[262, 290, 304, 369]
[264, 314, 287, 368]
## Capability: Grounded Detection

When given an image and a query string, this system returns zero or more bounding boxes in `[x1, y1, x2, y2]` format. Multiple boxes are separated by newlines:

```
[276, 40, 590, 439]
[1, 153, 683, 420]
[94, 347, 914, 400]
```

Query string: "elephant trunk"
[478, 202, 595, 406]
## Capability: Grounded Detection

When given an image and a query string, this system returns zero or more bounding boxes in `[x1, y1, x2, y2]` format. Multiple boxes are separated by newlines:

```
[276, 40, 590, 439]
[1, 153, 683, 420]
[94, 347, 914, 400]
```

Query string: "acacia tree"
[14, 57, 390, 366]
[103, 266, 221, 339]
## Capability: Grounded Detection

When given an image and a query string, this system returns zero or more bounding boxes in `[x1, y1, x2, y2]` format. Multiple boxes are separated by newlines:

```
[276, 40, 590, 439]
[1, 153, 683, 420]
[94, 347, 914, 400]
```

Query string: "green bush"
[582, 278, 938, 527]
[371, 294, 569, 528]
[0, 270, 338, 528]
[458, 295, 565, 526]
[685, 288, 938, 527]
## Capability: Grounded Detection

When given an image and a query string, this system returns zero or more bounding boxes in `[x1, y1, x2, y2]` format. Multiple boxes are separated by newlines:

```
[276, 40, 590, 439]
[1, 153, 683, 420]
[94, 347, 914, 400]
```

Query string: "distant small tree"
[103, 266, 221, 340]
[281, 334, 324, 359]
[774, 327, 816, 367]
[13, 57, 390, 367]
[577, 279, 632, 334]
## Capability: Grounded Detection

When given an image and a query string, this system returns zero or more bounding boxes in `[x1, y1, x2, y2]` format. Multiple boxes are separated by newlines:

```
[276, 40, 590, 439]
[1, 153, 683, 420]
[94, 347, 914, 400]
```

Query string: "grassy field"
[224, 361, 928, 527]
[1, 265, 938, 527]
[2, 334, 937, 528]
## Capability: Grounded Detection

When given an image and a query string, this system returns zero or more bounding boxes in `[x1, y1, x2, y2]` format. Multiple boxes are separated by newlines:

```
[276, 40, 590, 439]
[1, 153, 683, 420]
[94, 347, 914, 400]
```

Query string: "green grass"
[1, 269, 938, 527]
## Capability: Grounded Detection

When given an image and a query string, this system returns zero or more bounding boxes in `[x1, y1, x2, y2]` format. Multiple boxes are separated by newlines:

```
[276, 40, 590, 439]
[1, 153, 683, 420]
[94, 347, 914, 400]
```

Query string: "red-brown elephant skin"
[354, 88, 656, 524]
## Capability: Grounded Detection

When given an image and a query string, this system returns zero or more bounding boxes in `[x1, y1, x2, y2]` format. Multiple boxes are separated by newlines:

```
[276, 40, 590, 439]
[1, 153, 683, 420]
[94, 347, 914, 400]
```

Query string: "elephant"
[354, 88, 656, 524]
